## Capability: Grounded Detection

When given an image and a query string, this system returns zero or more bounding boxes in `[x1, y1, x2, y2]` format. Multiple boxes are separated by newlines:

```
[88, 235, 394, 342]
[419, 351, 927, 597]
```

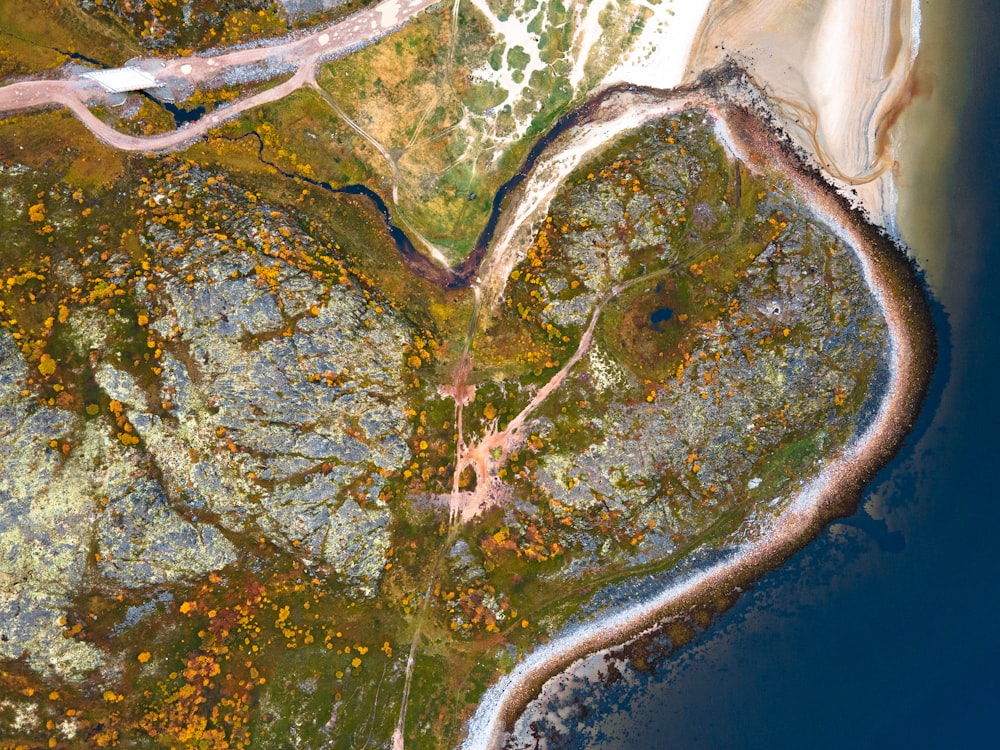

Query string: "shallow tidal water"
[567, 0, 1000, 746]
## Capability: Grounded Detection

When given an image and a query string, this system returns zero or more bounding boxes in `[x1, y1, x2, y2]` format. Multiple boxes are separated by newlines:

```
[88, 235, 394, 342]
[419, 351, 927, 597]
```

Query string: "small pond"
[649, 306, 674, 331]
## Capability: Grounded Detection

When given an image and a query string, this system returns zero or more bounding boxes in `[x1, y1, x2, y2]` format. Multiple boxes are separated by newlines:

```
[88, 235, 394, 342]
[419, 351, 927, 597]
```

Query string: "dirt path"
[0, 0, 441, 153]
[444, 258, 686, 525]
[436, 84, 736, 525]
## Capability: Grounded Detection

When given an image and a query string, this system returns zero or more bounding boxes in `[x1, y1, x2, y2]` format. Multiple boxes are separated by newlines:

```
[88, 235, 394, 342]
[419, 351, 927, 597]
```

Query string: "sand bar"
[603, 0, 713, 90]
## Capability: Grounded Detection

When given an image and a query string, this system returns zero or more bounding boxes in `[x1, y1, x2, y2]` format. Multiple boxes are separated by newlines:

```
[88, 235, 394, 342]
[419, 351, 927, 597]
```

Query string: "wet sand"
[882, 0, 976, 513]
[602, 0, 713, 89]
[687, 0, 921, 228]
[894, 0, 972, 302]
[460, 75, 935, 750]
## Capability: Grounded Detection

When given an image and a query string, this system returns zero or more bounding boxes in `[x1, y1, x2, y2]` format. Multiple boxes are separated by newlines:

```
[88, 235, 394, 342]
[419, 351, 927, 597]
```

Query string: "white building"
[81, 68, 161, 94]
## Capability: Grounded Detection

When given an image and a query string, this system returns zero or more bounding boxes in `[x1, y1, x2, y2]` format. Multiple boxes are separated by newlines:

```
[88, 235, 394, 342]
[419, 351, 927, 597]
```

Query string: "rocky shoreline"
[459, 74, 936, 750]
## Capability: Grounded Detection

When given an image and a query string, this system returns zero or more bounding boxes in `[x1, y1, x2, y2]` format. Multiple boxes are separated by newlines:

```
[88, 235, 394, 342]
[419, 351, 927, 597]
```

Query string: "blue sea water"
[577, 1, 1000, 747]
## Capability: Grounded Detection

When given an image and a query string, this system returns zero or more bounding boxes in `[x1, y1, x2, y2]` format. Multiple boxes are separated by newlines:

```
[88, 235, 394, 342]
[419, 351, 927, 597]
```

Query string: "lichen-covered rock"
[96, 471, 238, 588]
[128, 171, 412, 592]
[0, 168, 415, 675]
[0, 333, 241, 675]
[95, 362, 146, 410]
[321, 499, 392, 598]
[0, 334, 103, 678]
[536, 203, 887, 568]
[482, 109, 889, 577]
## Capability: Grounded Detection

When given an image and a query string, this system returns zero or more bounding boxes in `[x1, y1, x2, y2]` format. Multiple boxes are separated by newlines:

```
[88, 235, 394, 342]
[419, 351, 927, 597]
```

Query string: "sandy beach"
[602, 0, 713, 89]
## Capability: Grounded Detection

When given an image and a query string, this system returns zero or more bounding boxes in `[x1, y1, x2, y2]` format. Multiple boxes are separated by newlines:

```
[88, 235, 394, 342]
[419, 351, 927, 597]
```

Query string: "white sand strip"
[476, 91, 705, 316]
[570, 0, 614, 91]
[603, 0, 713, 90]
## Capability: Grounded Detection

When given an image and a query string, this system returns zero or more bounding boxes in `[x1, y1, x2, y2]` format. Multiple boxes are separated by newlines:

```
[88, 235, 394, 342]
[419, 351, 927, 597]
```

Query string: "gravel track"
[0, 0, 441, 153]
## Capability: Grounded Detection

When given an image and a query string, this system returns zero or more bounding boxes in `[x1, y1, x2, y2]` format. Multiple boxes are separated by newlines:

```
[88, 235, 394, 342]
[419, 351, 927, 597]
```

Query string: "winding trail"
[308, 79, 399, 198]
[443, 186, 744, 526]
[0, 0, 441, 152]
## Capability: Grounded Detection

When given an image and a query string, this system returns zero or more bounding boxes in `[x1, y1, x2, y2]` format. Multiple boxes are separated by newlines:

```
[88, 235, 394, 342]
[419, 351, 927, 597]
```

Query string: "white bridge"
[81, 67, 162, 94]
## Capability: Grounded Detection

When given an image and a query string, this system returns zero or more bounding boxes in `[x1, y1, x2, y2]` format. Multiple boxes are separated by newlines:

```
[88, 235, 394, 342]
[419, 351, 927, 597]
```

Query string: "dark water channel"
[229, 83, 653, 290]
[59, 49, 206, 127]
[160, 100, 205, 125]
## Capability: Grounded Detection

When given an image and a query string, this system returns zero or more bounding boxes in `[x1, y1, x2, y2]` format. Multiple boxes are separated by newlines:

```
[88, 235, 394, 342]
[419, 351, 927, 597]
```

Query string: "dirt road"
[0, 0, 441, 152]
